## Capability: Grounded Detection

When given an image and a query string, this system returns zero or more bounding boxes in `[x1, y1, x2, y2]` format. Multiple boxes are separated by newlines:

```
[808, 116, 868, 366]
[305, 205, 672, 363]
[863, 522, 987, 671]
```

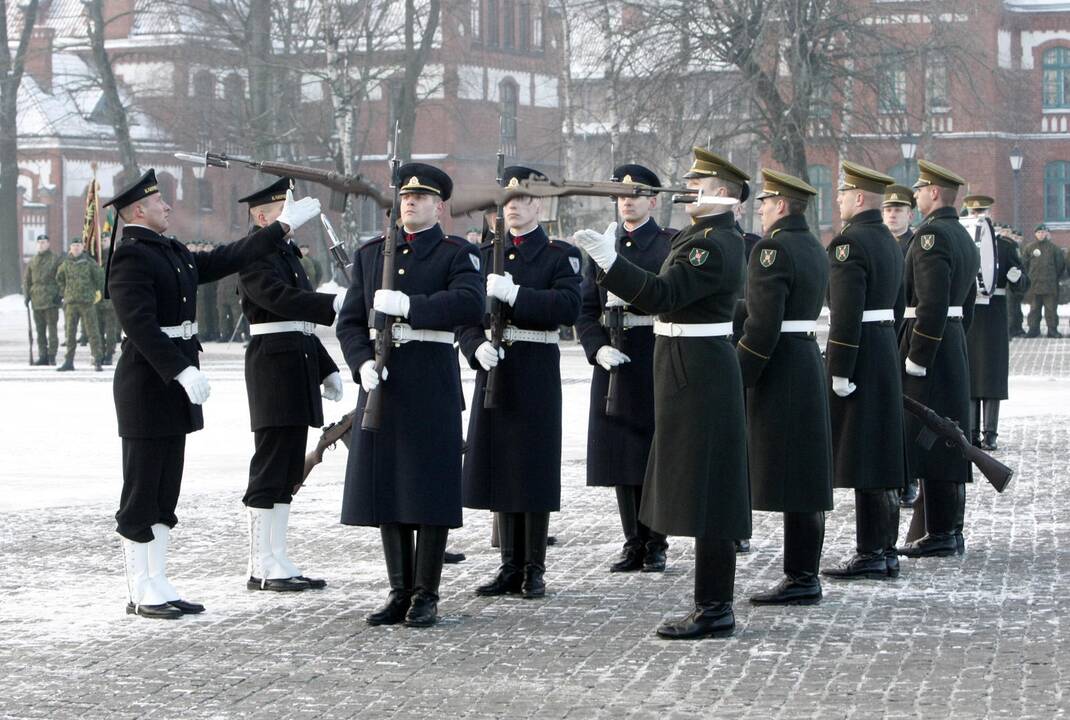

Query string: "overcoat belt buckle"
[181, 320, 194, 340]
[300, 321, 314, 336]
[669, 323, 684, 338]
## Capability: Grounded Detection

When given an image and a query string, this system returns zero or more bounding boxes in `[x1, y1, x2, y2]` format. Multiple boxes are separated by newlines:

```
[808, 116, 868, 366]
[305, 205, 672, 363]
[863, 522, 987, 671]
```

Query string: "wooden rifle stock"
[902, 395, 1014, 493]
[483, 142, 507, 409]
[297, 411, 355, 493]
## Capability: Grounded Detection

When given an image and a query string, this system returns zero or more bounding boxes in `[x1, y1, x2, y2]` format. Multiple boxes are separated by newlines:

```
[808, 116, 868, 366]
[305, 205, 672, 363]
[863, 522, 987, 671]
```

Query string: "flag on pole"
[82, 177, 102, 264]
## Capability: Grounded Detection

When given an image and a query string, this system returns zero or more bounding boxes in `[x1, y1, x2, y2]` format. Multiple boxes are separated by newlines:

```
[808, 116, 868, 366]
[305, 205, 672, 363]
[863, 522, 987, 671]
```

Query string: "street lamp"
[900, 132, 918, 183]
[1010, 145, 1024, 232]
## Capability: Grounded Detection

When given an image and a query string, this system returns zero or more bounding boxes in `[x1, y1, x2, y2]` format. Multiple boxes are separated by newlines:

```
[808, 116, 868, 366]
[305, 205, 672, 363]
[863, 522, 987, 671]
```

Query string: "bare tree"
[393, 0, 441, 160]
[0, 0, 40, 295]
[85, 0, 139, 184]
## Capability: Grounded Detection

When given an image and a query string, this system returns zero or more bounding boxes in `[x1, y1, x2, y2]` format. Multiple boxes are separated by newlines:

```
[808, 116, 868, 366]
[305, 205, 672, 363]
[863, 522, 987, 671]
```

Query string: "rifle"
[903, 395, 1014, 493]
[26, 302, 34, 365]
[449, 177, 698, 218]
[174, 151, 390, 213]
[361, 122, 402, 432]
[604, 201, 623, 417]
[297, 411, 355, 493]
[319, 214, 353, 285]
[483, 124, 508, 409]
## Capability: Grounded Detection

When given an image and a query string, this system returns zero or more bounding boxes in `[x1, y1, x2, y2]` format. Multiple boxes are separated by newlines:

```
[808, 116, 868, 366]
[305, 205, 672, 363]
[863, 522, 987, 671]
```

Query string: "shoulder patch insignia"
[689, 248, 709, 266]
[470, 254, 481, 272]
[569, 256, 581, 274]
[759, 248, 777, 268]
[834, 244, 850, 262]
[920, 234, 935, 251]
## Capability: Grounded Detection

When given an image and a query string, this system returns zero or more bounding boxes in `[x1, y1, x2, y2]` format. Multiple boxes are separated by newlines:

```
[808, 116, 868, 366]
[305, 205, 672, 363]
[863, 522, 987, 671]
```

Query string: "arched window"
[192, 71, 215, 100]
[223, 74, 244, 122]
[1044, 160, 1070, 221]
[1043, 47, 1070, 109]
[808, 164, 832, 226]
[500, 78, 519, 155]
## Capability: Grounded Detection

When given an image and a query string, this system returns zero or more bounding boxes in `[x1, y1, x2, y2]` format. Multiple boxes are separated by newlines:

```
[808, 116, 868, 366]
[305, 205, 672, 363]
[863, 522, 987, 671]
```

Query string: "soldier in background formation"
[881, 184, 916, 255]
[576, 163, 672, 574]
[1003, 227, 1028, 338]
[191, 242, 220, 342]
[298, 243, 323, 288]
[821, 163, 905, 582]
[1022, 224, 1066, 338]
[216, 268, 245, 342]
[463, 165, 583, 603]
[97, 247, 122, 365]
[24, 233, 61, 365]
[56, 238, 105, 372]
[738, 169, 832, 606]
[962, 197, 1028, 451]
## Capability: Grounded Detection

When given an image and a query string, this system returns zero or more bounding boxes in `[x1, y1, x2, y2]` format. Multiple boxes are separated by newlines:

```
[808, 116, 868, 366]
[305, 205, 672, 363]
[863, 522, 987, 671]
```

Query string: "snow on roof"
[1005, 0, 1070, 10]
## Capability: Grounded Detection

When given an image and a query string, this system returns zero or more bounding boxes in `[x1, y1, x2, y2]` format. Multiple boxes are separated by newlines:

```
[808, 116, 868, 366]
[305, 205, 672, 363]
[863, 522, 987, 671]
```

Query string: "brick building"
[13, 0, 564, 270]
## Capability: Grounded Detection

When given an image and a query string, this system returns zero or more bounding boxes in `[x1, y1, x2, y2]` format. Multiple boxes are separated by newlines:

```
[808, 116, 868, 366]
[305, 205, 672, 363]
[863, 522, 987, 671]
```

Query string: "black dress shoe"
[897, 533, 958, 558]
[367, 590, 412, 626]
[749, 576, 822, 605]
[822, 552, 892, 580]
[126, 602, 182, 619]
[521, 565, 545, 599]
[296, 575, 327, 589]
[885, 551, 901, 578]
[734, 539, 751, 554]
[641, 548, 666, 573]
[954, 533, 965, 556]
[981, 433, 998, 451]
[546, 536, 558, 546]
[610, 548, 644, 573]
[656, 603, 735, 640]
[168, 599, 206, 614]
[444, 551, 466, 564]
[403, 591, 439, 627]
[475, 568, 523, 596]
[247, 576, 310, 591]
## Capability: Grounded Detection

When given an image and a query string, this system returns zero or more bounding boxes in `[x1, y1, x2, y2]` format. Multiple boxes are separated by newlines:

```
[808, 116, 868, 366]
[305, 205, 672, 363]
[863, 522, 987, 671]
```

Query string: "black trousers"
[244, 426, 308, 508]
[615, 485, 668, 552]
[694, 536, 735, 604]
[116, 435, 186, 542]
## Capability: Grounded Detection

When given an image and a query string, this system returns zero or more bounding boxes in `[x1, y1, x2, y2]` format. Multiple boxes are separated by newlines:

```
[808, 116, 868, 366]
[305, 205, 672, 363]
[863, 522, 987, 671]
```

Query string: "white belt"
[600, 312, 655, 328]
[372, 323, 454, 345]
[991, 288, 1007, 296]
[904, 306, 963, 319]
[160, 321, 197, 340]
[861, 309, 895, 322]
[491, 326, 560, 345]
[653, 320, 733, 338]
[250, 321, 317, 336]
[780, 320, 818, 333]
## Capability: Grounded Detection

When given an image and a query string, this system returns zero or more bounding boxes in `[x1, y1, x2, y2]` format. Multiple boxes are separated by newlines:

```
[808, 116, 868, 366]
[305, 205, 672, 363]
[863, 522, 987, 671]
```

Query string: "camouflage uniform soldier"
[24, 234, 62, 365]
[56, 238, 105, 371]
[299, 244, 322, 287]
[1023, 224, 1067, 338]
[216, 270, 244, 342]
[97, 247, 121, 364]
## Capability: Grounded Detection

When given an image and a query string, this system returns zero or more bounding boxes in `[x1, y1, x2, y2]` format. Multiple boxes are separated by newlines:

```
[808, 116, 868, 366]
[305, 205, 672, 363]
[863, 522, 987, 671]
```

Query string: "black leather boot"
[752, 512, 823, 605]
[522, 512, 549, 599]
[642, 531, 668, 573]
[367, 524, 414, 626]
[898, 480, 959, 557]
[476, 513, 523, 595]
[823, 491, 892, 580]
[656, 537, 735, 639]
[406, 525, 449, 628]
[981, 400, 1000, 451]
[900, 478, 920, 508]
[611, 486, 645, 572]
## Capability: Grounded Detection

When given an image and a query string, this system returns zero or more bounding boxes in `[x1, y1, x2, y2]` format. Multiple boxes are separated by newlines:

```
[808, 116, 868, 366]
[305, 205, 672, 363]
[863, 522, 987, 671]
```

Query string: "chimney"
[103, 0, 136, 40]
[26, 26, 54, 94]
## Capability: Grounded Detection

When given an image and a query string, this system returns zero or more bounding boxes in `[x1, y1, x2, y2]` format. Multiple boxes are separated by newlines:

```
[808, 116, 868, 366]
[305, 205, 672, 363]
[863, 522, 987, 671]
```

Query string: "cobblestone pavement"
[0, 321, 1068, 719]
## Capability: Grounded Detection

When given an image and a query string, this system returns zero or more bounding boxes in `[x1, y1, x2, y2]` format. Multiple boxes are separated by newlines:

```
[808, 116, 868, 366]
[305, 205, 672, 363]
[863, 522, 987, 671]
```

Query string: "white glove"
[595, 346, 631, 371]
[831, 376, 857, 397]
[359, 360, 388, 393]
[487, 273, 520, 306]
[605, 291, 626, 308]
[573, 222, 618, 271]
[276, 191, 322, 233]
[905, 358, 927, 377]
[321, 371, 343, 402]
[175, 366, 210, 405]
[332, 292, 345, 314]
[373, 289, 411, 318]
[475, 341, 505, 372]
[1006, 266, 1022, 283]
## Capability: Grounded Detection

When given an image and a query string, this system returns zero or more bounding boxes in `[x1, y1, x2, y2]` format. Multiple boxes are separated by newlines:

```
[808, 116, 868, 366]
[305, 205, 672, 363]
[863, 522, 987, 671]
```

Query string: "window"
[811, 80, 831, 118]
[500, 78, 519, 156]
[808, 165, 832, 226]
[197, 178, 214, 213]
[519, 2, 530, 51]
[192, 71, 215, 100]
[503, 0, 515, 49]
[926, 54, 949, 112]
[887, 160, 912, 186]
[471, 0, 481, 39]
[223, 74, 244, 124]
[878, 63, 906, 114]
[486, 0, 499, 47]
[1044, 160, 1070, 221]
[532, 4, 543, 48]
[1043, 47, 1070, 109]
